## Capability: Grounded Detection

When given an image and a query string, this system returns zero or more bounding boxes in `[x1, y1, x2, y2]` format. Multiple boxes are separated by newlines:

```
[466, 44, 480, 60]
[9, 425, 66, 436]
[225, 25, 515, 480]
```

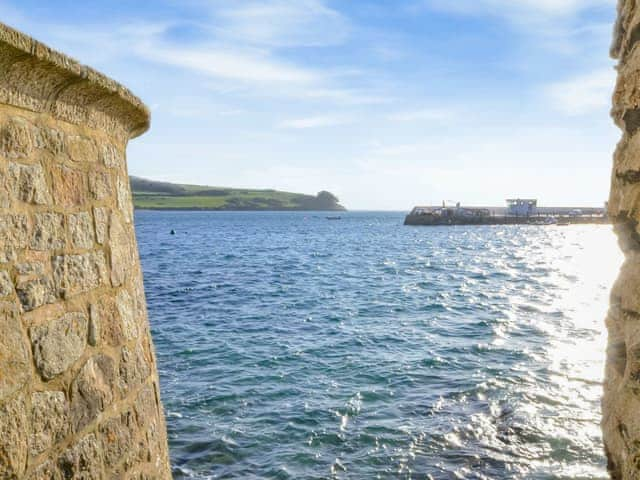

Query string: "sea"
[134, 210, 622, 479]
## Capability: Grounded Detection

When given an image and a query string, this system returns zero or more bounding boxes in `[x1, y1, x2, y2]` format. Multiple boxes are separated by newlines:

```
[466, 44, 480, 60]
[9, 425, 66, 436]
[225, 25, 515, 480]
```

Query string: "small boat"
[557, 222, 569, 226]
[326, 216, 341, 220]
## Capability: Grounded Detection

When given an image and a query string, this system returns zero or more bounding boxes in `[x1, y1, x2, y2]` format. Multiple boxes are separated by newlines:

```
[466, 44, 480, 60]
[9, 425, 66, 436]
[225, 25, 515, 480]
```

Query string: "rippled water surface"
[135, 211, 622, 479]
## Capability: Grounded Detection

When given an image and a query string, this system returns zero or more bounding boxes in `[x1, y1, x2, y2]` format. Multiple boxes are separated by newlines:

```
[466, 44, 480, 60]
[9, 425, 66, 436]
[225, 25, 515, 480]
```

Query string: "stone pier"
[0, 23, 171, 478]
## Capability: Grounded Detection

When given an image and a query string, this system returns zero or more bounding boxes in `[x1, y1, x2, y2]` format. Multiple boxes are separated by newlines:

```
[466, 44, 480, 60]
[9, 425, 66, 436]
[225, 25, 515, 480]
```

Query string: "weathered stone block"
[7, 162, 50, 204]
[134, 383, 158, 428]
[0, 213, 29, 248]
[146, 418, 163, 466]
[52, 252, 108, 298]
[16, 275, 56, 311]
[70, 355, 115, 433]
[609, 174, 640, 221]
[30, 212, 65, 251]
[88, 303, 100, 347]
[27, 460, 63, 480]
[131, 272, 148, 322]
[0, 303, 29, 400]
[110, 213, 134, 287]
[57, 433, 103, 479]
[0, 247, 17, 264]
[117, 288, 138, 341]
[125, 432, 151, 472]
[30, 391, 69, 456]
[34, 126, 65, 156]
[15, 261, 45, 277]
[67, 135, 98, 163]
[0, 117, 33, 158]
[91, 296, 125, 347]
[117, 177, 133, 224]
[101, 143, 123, 169]
[0, 270, 12, 297]
[133, 472, 162, 480]
[50, 164, 87, 208]
[30, 312, 88, 380]
[0, 164, 9, 208]
[94, 207, 109, 245]
[0, 394, 28, 478]
[69, 212, 95, 250]
[118, 342, 151, 397]
[89, 170, 112, 201]
[612, 257, 640, 313]
[100, 410, 136, 469]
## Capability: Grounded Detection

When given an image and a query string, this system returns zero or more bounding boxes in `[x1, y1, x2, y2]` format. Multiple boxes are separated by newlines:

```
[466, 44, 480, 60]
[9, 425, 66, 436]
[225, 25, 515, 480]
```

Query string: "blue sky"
[1, 0, 618, 209]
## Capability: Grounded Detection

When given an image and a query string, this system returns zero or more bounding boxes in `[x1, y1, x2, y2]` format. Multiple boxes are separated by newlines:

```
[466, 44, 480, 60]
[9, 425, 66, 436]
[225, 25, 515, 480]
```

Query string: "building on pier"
[506, 199, 537, 217]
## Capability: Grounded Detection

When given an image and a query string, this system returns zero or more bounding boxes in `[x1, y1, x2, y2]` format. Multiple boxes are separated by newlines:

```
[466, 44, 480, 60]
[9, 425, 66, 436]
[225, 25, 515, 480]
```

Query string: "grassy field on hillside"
[131, 177, 345, 211]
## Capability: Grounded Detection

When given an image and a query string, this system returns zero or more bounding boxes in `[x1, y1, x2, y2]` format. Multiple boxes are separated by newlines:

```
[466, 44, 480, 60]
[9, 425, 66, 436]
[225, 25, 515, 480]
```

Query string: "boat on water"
[326, 216, 341, 220]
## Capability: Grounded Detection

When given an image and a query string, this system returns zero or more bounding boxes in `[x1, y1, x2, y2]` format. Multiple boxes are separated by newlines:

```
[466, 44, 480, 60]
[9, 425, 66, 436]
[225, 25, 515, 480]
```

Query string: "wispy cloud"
[135, 40, 387, 104]
[215, 0, 350, 47]
[544, 67, 615, 115]
[277, 115, 351, 129]
[21, 16, 375, 105]
[139, 43, 319, 85]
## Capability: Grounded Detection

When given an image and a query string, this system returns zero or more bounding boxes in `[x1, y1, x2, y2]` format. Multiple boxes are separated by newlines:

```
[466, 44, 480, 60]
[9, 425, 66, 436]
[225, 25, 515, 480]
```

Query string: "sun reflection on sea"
[419, 225, 625, 479]
[495, 225, 622, 478]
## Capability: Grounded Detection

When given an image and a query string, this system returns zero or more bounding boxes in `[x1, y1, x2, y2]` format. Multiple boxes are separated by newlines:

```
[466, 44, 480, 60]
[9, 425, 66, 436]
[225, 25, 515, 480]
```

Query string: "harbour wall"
[403, 215, 609, 226]
[0, 24, 172, 478]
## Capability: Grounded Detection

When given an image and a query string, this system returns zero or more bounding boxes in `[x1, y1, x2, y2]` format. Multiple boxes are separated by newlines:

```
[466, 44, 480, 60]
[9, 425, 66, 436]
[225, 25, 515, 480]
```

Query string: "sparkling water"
[135, 211, 620, 479]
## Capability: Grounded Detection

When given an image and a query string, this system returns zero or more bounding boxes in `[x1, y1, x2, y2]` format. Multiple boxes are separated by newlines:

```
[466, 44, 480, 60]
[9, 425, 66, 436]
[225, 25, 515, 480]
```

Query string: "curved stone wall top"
[0, 23, 149, 142]
[0, 22, 170, 479]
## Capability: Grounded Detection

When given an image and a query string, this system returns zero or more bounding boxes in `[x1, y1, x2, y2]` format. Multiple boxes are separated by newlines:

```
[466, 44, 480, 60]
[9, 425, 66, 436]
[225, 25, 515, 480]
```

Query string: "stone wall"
[0, 24, 171, 479]
[605, 1, 640, 478]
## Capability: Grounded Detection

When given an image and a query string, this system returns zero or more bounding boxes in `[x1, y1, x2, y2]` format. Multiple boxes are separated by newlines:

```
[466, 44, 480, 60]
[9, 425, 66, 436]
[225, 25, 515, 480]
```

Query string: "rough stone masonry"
[604, 1, 640, 478]
[0, 23, 172, 479]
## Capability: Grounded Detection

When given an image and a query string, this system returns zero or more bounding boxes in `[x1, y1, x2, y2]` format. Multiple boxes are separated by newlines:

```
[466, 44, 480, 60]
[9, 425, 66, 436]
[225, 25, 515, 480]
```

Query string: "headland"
[131, 176, 346, 211]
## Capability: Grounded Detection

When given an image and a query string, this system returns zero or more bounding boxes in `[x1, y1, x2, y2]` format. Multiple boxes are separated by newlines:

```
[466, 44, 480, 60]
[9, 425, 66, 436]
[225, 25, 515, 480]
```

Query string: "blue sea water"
[135, 211, 621, 479]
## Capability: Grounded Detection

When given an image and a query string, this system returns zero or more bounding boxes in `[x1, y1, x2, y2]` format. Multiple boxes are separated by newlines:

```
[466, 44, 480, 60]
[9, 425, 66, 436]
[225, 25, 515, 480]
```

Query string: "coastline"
[133, 206, 347, 212]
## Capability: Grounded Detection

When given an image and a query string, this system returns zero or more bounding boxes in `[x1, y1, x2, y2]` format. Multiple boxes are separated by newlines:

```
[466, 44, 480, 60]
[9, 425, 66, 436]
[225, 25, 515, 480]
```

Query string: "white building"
[506, 198, 537, 217]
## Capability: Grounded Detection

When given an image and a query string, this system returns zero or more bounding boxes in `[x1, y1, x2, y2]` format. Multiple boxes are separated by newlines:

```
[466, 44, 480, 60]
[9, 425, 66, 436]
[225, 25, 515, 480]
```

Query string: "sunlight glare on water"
[135, 212, 623, 479]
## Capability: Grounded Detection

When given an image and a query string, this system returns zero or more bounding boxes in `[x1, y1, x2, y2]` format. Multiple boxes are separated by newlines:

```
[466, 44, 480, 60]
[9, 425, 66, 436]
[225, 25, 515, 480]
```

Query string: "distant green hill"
[130, 177, 346, 211]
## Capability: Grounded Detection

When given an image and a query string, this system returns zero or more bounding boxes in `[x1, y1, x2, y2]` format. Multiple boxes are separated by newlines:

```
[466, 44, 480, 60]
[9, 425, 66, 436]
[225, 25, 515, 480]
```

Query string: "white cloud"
[24, 15, 373, 105]
[216, 0, 350, 47]
[277, 115, 351, 129]
[544, 68, 615, 115]
[138, 43, 319, 85]
[134, 41, 387, 104]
